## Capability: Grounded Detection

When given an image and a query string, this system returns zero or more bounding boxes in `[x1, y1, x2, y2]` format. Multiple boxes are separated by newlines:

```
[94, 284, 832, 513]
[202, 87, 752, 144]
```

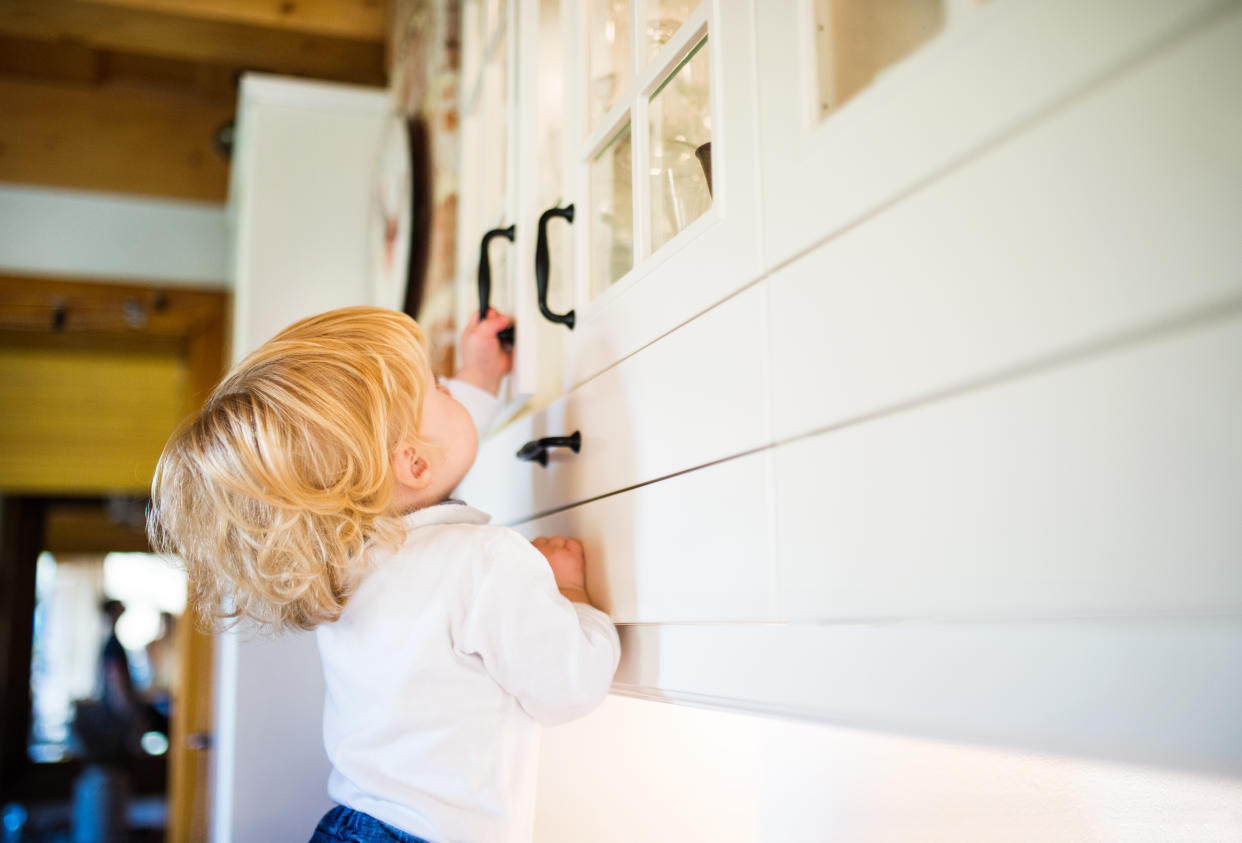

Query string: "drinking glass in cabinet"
[590, 123, 634, 297]
[814, 0, 983, 120]
[645, 0, 699, 58]
[588, 0, 631, 131]
[650, 37, 712, 253]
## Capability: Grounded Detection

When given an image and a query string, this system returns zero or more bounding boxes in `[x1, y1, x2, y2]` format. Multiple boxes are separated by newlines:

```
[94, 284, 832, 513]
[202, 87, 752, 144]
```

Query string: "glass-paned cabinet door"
[754, 0, 1215, 269]
[457, 0, 536, 412]
[561, 0, 763, 389]
[510, 0, 577, 412]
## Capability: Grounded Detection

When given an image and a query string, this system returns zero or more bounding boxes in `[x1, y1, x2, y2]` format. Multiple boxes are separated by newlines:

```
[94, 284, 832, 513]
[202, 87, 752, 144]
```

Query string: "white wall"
[215, 74, 390, 843]
[0, 182, 228, 286]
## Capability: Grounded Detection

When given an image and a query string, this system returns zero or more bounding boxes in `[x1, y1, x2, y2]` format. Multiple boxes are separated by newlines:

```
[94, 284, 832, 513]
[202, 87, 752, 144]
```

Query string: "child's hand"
[532, 535, 590, 605]
[455, 308, 514, 396]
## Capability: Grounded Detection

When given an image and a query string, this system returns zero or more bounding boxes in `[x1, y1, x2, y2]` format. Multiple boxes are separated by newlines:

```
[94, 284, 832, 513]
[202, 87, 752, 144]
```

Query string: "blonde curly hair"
[148, 306, 433, 633]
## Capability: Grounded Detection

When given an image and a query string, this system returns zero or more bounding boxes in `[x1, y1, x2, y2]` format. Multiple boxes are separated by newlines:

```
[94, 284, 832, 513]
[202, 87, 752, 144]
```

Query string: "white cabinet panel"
[458, 282, 771, 523]
[769, 5, 1242, 442]
[612, 619, 1242, 773]
[774, 314, 1242, 622]
[755, 0, 1230, 269]
[565, 0, 764, 388]
[511, 449, 776, 623]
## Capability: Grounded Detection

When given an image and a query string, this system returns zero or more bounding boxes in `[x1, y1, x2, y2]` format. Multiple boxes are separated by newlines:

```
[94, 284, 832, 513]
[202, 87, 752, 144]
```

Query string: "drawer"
[768, 8, 1242, 442]
[510, 448, 777, 624]
[457, 282, 770, 524]
[774, 312, 1242, 622]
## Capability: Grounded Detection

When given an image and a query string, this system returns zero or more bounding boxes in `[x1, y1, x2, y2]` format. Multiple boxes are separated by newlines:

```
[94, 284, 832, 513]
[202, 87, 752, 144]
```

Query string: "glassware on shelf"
[649, 37, 712, 253]
[590, 123, 634, 296]
[588, 0, 631, 130]
[645, 0, 699, 58]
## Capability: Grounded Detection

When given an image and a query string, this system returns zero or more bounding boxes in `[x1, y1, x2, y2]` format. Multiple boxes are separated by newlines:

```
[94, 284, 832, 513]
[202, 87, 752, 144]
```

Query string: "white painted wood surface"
[767, 1, 1242, 442]
[220, 74, 388, 843]
[611, 618, 1242, 773]
[511, 449, 777, 623]
[773, 311, 1242, 621]
[536, 694, 1242, 843]
[755, 0, 1234, 270]
[459, 282, 771, 523]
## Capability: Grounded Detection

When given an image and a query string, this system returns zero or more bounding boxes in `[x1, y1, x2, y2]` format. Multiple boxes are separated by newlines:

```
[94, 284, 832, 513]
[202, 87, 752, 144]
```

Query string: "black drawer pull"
[516, 431, 581, 468]
[477, 224, 516, 347]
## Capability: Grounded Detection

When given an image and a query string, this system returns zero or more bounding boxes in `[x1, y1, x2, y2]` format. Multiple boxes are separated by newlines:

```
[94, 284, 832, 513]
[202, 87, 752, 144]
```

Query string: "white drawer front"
[768, 8, 1242, 442]
[774, 312, 1242, 622]
[458, 282, 770, 524]
[510, 449, 777, 624]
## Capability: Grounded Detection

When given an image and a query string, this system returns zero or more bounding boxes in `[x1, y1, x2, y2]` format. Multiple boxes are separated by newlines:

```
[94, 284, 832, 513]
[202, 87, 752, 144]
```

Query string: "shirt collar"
[401, 500, 492, 530]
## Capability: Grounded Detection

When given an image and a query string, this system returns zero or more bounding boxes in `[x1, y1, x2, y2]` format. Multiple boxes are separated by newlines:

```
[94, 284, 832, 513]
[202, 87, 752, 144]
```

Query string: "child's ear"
[391, 443, 432, 491]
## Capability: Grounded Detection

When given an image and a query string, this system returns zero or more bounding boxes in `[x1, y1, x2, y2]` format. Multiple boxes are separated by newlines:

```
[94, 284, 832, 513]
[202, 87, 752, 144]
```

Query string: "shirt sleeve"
[453, 528, 621, 726]
[442, 377, 502, 439]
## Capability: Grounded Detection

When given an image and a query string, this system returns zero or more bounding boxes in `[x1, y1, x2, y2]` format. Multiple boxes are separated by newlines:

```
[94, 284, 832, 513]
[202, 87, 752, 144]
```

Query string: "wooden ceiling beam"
[0, 75, 234, 201]
[0, 0, 386, 86]
[75, 0, 387, 42]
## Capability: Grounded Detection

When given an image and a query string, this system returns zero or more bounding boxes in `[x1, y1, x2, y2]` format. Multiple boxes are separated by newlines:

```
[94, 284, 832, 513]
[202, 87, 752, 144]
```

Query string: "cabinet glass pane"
[484, 0, 502, 36]
[645, 0, 698, 59]
[588, 0, 631, 131]
[463, 0, 483, 91]
[538, 0, 571, 314]
[590, 123, 634, 296]
[814, 0, 944, 120]
[649, 37, 712, 253]
[483, 27, 509, 221]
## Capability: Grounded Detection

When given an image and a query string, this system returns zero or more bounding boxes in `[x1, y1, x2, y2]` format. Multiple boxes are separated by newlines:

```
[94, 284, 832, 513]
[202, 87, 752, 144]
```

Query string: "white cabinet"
[767, 1, 1242, 442]
[453, 0, 763, 412]
[754, 0, 1229, 270]
[455, 282, 771, 523]
[455, 0, 1242, 774]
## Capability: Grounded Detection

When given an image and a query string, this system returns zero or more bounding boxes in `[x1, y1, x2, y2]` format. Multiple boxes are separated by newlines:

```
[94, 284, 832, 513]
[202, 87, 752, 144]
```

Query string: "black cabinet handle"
[534, 203, 575, 329]
[478, 225, 516, 347]
[516, 431, 581, 468]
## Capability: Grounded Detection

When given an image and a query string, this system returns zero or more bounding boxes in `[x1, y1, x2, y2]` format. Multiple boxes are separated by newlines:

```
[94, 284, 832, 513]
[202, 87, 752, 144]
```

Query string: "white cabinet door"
[754, 0, 1231, 271]
[456, 281, 771, 524]
[511, 448, 778, 624]
[456, 0, 764, 411]
[457, 0, 537, 415]
[559, 0, 764, 389]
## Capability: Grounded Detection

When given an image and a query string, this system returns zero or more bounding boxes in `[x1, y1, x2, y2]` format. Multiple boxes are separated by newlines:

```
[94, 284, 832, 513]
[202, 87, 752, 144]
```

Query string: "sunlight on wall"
[536, 695, 1242, 842]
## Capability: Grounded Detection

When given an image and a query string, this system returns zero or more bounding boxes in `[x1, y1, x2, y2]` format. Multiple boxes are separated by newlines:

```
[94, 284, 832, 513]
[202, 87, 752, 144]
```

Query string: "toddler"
[148, 306, 620, 843]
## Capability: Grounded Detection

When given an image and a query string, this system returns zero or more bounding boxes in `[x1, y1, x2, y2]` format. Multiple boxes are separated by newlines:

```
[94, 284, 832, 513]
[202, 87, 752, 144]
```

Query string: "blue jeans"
[309, 805, 433, 843]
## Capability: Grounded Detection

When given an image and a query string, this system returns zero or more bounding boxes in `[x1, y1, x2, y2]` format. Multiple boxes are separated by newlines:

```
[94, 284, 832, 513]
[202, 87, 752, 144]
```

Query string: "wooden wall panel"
[0, 0, 385, 84]
[0, 344, 188, 493]
[0, 75, 233, 201]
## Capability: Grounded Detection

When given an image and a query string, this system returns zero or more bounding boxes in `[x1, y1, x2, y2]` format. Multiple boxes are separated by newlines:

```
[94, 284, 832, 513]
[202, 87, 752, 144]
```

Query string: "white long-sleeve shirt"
[315, 379, 621, 843]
